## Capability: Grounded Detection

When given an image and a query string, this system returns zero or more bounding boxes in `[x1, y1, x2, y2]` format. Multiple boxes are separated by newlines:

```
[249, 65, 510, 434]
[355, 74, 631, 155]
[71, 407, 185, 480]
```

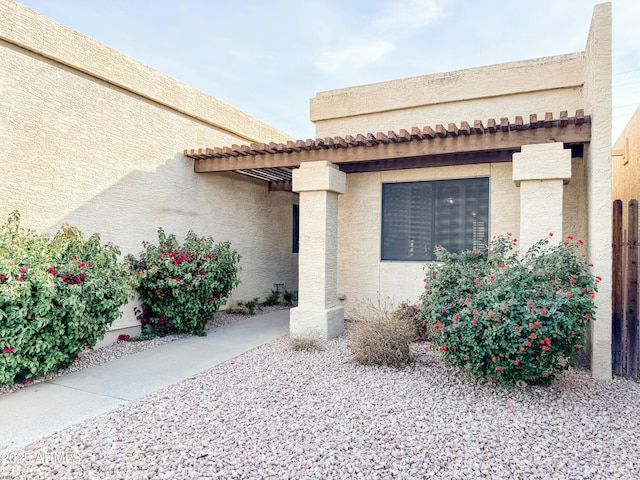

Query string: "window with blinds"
[381, 177, 489, 261]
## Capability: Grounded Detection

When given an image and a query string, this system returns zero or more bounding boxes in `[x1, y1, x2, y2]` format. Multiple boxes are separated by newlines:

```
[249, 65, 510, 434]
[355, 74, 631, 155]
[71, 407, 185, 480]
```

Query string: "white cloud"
[373, 0, 445, 33]
[313, 39, 395, 75]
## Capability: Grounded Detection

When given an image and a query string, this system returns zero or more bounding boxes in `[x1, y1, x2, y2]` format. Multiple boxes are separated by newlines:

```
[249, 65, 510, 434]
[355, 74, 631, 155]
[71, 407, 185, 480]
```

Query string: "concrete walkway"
[0, 309, 289, 452]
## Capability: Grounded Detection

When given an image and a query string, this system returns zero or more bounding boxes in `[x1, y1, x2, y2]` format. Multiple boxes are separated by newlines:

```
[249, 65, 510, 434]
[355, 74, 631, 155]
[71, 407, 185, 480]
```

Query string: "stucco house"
[1, 1, 613, 379]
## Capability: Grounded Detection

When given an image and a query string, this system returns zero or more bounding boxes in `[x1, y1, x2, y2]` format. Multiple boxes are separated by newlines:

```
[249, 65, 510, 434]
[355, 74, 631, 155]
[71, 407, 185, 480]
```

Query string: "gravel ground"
[2, 324, 640, 479]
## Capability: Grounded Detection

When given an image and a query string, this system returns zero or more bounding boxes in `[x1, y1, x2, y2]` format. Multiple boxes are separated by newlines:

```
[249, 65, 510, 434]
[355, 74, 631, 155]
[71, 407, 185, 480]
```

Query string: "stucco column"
[512, 143, 572, 254]
[290, 161, 346, 339]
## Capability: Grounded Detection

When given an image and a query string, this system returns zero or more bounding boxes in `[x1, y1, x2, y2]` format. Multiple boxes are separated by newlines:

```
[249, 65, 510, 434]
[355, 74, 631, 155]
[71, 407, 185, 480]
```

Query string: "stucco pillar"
[290, 161, 346, 339]
[512, 143, 572, 254]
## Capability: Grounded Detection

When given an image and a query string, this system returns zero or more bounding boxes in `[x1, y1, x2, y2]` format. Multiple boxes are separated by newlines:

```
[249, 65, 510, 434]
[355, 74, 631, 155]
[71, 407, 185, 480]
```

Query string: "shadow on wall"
[55, 152, 299, 302]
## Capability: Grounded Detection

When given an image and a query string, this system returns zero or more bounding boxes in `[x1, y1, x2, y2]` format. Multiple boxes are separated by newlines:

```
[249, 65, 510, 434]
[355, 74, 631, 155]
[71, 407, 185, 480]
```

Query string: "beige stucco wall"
[583, 2, 612, 380]
[318, 3, 609, 377]
[311, 53, 585, 139]
[0, 1, 298, 343]
[337, 161, 586, 314]
[613, 105, 640, 206]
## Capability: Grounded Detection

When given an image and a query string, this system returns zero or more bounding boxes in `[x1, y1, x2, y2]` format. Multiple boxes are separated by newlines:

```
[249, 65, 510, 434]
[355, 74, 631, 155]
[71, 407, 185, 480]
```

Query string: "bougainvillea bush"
[128, 228, 240, 336]
[0, 212, 132, 386]
[420, 234, 598, 387]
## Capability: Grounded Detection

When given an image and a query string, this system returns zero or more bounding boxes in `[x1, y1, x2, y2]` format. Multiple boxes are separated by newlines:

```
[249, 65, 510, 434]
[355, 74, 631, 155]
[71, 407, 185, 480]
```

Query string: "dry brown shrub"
[348, 299, 415, 368]
[288, 333, 325, 352]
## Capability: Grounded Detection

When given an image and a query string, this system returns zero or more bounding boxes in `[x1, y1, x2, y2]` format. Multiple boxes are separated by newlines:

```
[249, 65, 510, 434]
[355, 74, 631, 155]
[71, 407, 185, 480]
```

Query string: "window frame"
[380, 176, 490, 262]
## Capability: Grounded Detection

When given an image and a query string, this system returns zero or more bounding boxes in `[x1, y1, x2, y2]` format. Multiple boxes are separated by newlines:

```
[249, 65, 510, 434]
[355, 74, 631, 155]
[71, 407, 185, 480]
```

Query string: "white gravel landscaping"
[2, 321, 640, 479]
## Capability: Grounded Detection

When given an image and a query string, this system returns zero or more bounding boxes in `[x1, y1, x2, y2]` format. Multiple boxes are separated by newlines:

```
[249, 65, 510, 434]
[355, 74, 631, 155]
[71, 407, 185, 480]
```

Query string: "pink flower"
[117, 334, 130, 342]
[17, 276, 23, 282]
[23, 379, 31, 385]
[2, 346, 14, 353]
[78, 262, 85, 268]
[496, 366, 503, 371]
[19, 267, 27, 274]
[440, 306, 446, 313]
[514, 359, 521, 366]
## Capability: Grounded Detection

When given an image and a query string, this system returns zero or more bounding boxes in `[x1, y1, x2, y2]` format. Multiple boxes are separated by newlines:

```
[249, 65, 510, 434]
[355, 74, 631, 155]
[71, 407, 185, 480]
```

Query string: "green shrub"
[262, 289, 281, 306]
[348, 299, 415, 368]
[281, 289, 297, 306]
[127, 228, 240, 336]
[226, 298, 260, 315]
[0, 212, 132, 386]
[420, 234, 598, 387]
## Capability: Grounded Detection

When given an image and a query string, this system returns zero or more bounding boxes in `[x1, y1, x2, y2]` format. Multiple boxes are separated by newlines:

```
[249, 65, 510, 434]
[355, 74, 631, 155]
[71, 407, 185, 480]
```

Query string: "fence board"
[612, 200, 623, 375]
[626, 200, 639, 378]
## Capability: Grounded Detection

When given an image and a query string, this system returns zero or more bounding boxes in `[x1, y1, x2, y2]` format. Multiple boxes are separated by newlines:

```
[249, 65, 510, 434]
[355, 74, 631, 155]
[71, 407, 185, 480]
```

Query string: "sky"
[16, 0, 640, 142]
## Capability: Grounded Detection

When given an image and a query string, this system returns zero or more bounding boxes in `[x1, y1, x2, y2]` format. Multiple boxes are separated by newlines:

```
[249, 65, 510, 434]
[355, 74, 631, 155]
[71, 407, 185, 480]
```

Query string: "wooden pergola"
[184, 110, 591, 191]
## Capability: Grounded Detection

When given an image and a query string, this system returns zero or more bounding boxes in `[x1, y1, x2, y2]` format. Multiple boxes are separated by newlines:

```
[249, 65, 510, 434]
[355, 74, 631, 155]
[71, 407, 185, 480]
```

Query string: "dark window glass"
[381, 178, 489, 261]
[292, 204, 299, 253]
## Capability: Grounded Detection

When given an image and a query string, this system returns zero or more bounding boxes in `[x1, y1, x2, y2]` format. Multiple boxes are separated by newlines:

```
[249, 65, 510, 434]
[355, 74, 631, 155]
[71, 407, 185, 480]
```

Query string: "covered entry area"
[186, 110, 591, 340]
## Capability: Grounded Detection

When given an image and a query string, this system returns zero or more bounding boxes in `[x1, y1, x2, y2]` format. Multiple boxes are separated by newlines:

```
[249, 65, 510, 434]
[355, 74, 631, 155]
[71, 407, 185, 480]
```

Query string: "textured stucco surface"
[319, 4, 611, 378]
[513, 143, 572, 254]
[0, 1, 297, 338]
[583, 2, 613, 379]
[613, 105, 640, 209]
[311, 54, 584, 138]
[337, 164, 523, 315]
[291, 162, 345, 339]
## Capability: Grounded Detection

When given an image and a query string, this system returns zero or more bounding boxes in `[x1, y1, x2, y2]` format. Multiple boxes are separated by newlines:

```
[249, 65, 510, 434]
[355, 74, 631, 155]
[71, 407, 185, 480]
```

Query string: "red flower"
[585, 313, 591, 320]
[440, 345, 447, 351]
[492, 356, 497, 362]
[500, 262, 506, 268]
[19, 267, 27, 274]
[117, 334, 130, 342]
[524, 341, 532, 347]
[595, 276, 602, 282]
[536, 291, 541, 297]
[542, 346, 550, 351]
[514, 359, 521, 366]
[471, 318, 478, 324]
[530, 333, 537, 339]
[566, 293, 573, 298]
[588, 291, 595, 298]
[23, 379, 31, 385]
[575, 344, 581, 349]
[441, 306, 446, 313]
[527, 301, 534, 307]
[539, 309, 547, 315]
[496, 366, 503, 371]
[2, 346, 14, 354]
[454, 313, 460, 320]
[578, 239, 584, 245]
[544, 337, 551, 345]
[549, 232, 554, 237]
[489, 311, 495, 318]
[570, 278, 576, 284]
[17, 276, 23, 282]
[514, 326, 520, 331]
[567, 235, 574, 240]
[471, 251, 476, 257]
[513, 238, 518, 243]
[534, 321, 541, 327]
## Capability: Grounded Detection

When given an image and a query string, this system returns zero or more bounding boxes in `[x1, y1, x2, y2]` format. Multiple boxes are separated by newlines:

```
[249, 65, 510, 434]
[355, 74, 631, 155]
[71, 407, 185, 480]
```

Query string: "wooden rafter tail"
[459, 121, 471, 136]
[544, 112, 553, 128]
[334, 136, 348, 148]
[435, 124, 447, 138]
[529, 114, 538, 129]
[447, 123, 459, 137]
[287, 140, 301, 152]
[499, 118, 509, 132]
[515, 116, 524, 131]
[376, 131, 390, 144]
[354, 134, 367, 146]
[304, 139, 315, 150]
[410, 126, 423, 140]
[264, 143, 277, 154]
[222, 146, 238, 157]
[398, 129, 411, 142]
[232, 144, 247, 156]
[487, 118, 496, 133]
[213, 146, 225, 157]
[387, 131, 399, 143]
[575, 109, 585, 125]
[239, 145, 255, 156]
[204, 147, 215, 155]
[345, 135, 358, 147]
[366, 133, 377, 144]
[423, 125, 436, 139]
[559, 110, 569, 127]
[316, 138, 326, 148]
[295, 139, 306, 150]
[473, 120, 484, 134]
[324, 137, 335, 148]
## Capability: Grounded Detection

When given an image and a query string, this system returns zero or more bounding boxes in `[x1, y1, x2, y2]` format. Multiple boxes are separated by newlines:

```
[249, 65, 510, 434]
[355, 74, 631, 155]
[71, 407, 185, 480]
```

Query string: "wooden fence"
[612, 199, 639, 378]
